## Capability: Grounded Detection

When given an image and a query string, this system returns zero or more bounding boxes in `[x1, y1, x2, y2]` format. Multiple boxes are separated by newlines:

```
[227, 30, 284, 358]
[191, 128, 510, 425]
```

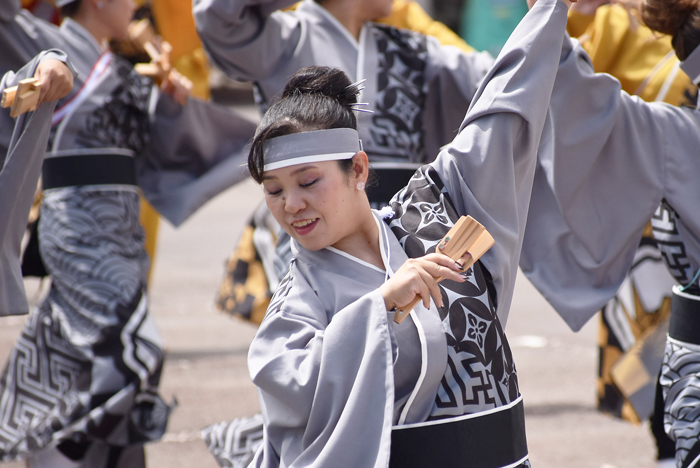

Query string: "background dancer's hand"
[379, 252, 468, 311]
[34, 59, 73, 104]
[162, 69, 193, 105]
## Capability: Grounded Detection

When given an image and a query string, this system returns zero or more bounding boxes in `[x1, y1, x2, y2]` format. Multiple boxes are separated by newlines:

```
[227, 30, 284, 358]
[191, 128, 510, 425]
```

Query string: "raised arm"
[426, 0, 570, 318]
[521, 34, 700, 330]
[192, 0, 302, 81]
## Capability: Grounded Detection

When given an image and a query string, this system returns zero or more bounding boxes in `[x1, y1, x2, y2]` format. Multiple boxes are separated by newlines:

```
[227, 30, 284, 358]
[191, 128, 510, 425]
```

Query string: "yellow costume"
[568, 5, 695, 105]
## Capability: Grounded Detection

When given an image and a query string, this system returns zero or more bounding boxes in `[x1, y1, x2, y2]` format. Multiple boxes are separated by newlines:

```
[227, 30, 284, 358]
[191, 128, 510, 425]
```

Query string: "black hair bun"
[282, 66, 359, 108]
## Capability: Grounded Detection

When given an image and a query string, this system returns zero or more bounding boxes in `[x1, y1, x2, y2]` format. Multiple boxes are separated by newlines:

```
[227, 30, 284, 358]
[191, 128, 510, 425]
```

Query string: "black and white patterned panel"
[388, 166, 519, 420]
[652, 202, 693, 285]
[202, 415, 265, 468]
[368, 26, 428, 163]
[661, 337, 700, 468]
[75, 57, 152, 153]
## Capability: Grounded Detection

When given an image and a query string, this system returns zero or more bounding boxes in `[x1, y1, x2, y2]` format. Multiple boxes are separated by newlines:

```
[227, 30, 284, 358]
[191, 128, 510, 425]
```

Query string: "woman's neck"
[320, 1, 365, 41]
[331, 209, 384, 270]
[71, 11, 108, 46]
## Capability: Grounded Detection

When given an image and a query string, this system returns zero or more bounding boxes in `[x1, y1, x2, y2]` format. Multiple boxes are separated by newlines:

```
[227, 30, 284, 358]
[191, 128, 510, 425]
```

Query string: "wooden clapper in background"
[1, 78, 41, 118]
[394, 215, 495, 324]
[129, 18, 173, 86]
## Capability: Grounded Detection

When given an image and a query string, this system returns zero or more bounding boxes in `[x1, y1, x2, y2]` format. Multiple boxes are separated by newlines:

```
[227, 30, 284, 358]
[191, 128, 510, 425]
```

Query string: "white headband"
[55, 0, 79, 6]
[262, 128, 362, 172]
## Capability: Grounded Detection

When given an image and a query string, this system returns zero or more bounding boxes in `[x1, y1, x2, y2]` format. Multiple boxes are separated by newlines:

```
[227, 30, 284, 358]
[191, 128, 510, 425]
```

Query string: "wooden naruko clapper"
[394, 215, 495, 324]
[1, 78, 42, 118]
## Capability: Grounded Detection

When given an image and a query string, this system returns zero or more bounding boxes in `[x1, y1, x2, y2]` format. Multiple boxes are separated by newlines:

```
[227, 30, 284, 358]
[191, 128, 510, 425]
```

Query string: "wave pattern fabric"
[661, 337, 700, 468]
[0, 188, 169, 460]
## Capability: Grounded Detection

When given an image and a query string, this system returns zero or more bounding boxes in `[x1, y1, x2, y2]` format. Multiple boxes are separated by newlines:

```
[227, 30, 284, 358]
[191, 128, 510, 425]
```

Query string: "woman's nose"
[284, 191, 306, 213]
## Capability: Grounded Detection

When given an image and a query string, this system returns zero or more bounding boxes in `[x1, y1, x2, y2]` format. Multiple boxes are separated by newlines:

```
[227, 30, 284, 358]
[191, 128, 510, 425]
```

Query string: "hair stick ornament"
[394, 215, 495, 324]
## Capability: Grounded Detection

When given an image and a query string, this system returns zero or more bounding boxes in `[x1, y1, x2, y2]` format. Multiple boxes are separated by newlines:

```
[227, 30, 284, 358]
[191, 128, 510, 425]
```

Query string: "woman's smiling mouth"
[291, 218, 319, 235]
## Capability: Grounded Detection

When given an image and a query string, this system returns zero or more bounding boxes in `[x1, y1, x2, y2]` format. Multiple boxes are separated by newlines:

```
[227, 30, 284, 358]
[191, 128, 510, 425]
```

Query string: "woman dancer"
[518, 0, 700, 466]
[194, 0, 495, 324]
[240, 0, 571, 463]
[565, 1, 696, 464]
[0, 1, 256, 467]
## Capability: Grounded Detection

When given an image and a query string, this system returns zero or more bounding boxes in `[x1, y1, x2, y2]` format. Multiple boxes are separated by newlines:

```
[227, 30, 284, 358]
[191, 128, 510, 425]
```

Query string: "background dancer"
[519, 0, 700, 466]
[565, 0, 696, 465]
[0, 1, 256, 467]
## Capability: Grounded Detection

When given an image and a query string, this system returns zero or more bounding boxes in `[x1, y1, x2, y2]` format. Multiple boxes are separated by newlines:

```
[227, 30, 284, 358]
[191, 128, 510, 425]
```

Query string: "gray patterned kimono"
[246, 0, 569, 466]
[519, 32, 700, 468]
[0, 5, 257, 463]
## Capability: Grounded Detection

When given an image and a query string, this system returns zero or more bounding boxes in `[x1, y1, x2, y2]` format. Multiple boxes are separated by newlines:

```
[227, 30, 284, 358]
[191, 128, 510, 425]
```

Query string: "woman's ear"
[352, 151, 370, 183]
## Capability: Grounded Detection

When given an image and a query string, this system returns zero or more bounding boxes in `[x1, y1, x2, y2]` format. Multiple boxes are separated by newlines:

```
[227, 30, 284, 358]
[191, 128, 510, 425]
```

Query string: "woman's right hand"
[34, 59, 74, 104]
[379, 253, 468, 311]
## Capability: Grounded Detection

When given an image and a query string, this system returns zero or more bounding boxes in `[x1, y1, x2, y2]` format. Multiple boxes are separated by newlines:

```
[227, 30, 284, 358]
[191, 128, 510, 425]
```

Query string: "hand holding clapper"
[394, 215, 495, 324]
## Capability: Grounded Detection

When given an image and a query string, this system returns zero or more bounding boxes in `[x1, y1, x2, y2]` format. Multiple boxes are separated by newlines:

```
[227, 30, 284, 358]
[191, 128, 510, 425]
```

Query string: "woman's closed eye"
[263, 184, 283, 196]
[300, 177, 319, 188]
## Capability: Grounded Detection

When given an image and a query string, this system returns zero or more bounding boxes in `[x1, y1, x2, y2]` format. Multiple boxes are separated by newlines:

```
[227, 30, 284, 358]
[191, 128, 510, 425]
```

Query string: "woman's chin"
[293, 237, 328, 252]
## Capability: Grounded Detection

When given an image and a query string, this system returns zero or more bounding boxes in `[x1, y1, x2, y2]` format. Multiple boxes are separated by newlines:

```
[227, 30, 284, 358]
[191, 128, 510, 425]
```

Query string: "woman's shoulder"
[262, 259, 329, 328]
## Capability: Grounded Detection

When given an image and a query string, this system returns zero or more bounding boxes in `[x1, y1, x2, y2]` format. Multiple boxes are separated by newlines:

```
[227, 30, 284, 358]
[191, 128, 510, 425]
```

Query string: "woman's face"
[99, 0, 136, 41]
[262, 157, 368, 252]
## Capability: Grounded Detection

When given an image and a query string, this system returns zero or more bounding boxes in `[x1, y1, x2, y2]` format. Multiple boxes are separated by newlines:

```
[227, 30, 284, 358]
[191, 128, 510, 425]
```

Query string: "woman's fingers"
[419, 254, 467, 283]
[381, 249, 475, 312]
[34, 59, 74, 104]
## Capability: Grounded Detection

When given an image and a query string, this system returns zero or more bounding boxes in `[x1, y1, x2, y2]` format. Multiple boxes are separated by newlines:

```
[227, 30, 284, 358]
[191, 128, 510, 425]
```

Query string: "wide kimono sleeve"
[0, 3, 70, 157]
[192, 0, 302, 82]
[520, 34, 700, 331]
[425, 0, 569, 321]
[136, 89, 258, 226]
[248, 264, 397, 468]
[0, 50, 73, 316]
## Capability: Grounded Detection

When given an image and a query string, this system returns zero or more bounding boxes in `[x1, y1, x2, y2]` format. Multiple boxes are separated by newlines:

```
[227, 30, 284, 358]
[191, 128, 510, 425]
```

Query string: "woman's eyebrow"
[290, 165, 317, 175]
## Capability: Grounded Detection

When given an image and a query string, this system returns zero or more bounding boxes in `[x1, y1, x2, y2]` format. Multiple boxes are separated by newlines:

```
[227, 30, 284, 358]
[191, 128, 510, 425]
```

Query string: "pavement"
[1, 178, 663, 467]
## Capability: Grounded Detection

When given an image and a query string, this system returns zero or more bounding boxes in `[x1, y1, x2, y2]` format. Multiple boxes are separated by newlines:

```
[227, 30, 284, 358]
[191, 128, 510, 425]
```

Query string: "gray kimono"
[519, 32, 700, 468]
[0, 50, 72, 318]
[193, 0, 494, 163]
[247, 0, 569, 466]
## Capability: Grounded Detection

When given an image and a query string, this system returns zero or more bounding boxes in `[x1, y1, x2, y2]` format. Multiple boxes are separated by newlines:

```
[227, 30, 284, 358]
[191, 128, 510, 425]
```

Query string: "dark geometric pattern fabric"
[387, 165, 519, 420]
[0, 189, 169, 461]
[660, 337, 700, 468]
[370, 25, 428, 163]
[652, 201, 693, 285]
[202, 415, 265, 468]
[74, 56, 151, 154]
